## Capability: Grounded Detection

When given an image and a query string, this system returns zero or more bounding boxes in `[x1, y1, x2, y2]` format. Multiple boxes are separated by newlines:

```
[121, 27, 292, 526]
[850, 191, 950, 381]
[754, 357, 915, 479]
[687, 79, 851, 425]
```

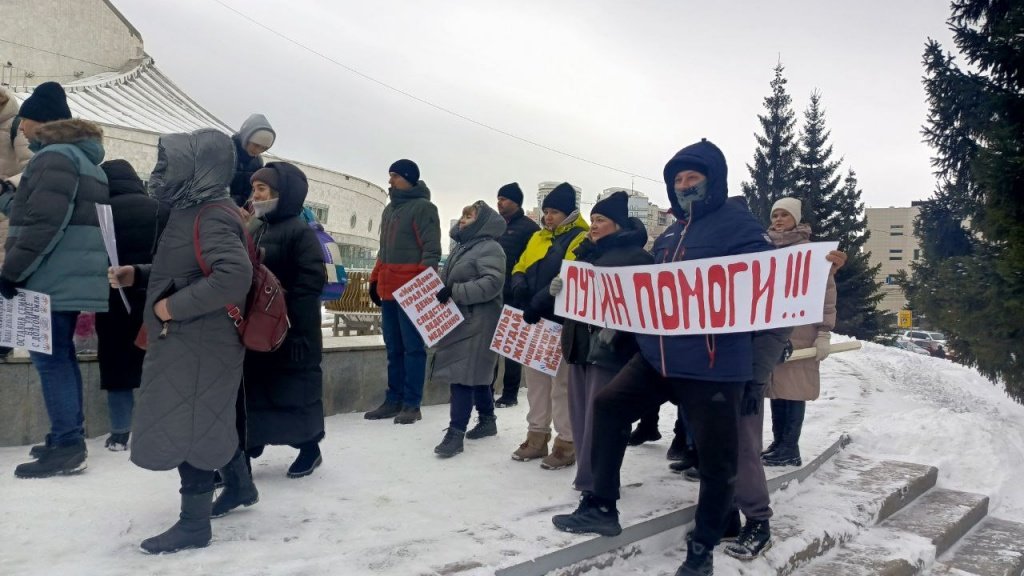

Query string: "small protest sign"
[395, 268, 464, 347]
[488, 305, 563, 377]
[0, 289, 53, 354]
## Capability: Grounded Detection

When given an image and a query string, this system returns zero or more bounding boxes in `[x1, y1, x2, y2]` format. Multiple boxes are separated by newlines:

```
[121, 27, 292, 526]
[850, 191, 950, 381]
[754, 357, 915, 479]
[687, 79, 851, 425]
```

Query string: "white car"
[894, 337, 931, 355]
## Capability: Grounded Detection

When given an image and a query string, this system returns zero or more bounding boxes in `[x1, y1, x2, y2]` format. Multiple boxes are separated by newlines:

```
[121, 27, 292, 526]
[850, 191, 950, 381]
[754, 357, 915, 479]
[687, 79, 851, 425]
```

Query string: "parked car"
[893, 338, 932, 356]
[901, 330, 947, 358]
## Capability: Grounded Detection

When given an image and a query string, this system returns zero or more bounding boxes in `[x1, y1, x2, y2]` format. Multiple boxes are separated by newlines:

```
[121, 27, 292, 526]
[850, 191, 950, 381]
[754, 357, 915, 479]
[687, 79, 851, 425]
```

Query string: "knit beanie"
[771, 197, 802, 224]
[591, 191, 629, 228]
[542, 182, 576, 215]
[251, 166, 280, 190]
[247, 128, 275, 149]
[19, 82, 72, 123]
[389, 159, 420, 186]
[497, 182, 524, 206]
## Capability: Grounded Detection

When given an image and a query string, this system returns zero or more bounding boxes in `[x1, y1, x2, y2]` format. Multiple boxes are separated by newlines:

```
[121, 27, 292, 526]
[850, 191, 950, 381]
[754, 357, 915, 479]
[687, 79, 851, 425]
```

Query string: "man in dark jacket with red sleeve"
[364, 159, 441, 425]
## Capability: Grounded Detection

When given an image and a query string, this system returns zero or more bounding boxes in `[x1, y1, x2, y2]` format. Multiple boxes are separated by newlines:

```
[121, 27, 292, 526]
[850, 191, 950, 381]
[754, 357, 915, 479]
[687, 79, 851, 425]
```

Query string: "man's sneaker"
[365, 400, 402, 420]
[552, 493, 622, 536]
[105, 432, 130, 452]
[666, 434, 688, 461]
[465, 414, 497, 439]
[724, 519, 772, 560]
[393, 406, 422, 425]
[675, 539, 714, 575]
[15, 441, 87, 478]
[494, 395, 518, 408]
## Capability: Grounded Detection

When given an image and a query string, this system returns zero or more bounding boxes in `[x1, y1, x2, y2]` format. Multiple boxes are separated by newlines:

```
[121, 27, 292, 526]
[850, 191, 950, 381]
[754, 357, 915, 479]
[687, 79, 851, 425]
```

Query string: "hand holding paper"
[108, 265, 135, 288]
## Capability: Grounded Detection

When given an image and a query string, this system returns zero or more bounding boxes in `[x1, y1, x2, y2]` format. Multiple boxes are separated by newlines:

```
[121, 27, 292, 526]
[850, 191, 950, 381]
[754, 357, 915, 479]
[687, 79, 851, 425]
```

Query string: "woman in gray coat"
[431, 201, 506, 457]
[109, 128, 254, 554]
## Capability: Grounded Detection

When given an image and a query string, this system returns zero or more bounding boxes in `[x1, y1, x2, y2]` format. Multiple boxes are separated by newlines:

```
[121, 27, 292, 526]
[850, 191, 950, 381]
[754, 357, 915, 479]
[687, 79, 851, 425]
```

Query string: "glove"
[548, 276, 564, 297]
[740, 381, 765, 416]
[779, 340, 794, 364]
[522, 306, 541, 325]
[436, 286, 452, 304]
[0, 179, 15, 196]
[815, 332, 831, 362]
[511, 283, 530, 309]
[369, 281, 382, 307]
[0, 277, 18, 300]
[597, 328, 616, 345]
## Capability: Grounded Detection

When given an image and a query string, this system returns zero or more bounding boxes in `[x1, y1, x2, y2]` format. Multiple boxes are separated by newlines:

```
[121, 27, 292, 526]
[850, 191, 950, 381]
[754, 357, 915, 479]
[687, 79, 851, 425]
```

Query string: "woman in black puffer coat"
[553, 192, 653, 493]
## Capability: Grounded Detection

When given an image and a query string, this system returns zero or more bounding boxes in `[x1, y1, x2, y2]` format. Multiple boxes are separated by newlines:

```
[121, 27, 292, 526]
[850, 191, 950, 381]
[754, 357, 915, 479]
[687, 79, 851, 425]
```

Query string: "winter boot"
[105, 432, 130, 452]
[494, 393, 518, 408]
[683, 466, 700, 483]
[393, 406, 422, 425]
[666, 434, 689, 461]
[364, 400, 402, 420]
[140, 491, 213, 554]
[763, 400, 786, 456]
[675, 539, 714, 575]
[511, 431, 550, 461]
[552, 493, 622, 536]
[287, 443, 322, 478]
[763, 402, 804, 467]
[540, 438, 576, 470]
[627, 420, 662, 446]
[29, 442, 52, 459]
[211, 451, 259, 518]
[724, 519, 772, 560]
[434, 428, 466, 458]
[465, 414, 497, 439]
[15, 440, 87, 478]
[668, 449, 698, 473]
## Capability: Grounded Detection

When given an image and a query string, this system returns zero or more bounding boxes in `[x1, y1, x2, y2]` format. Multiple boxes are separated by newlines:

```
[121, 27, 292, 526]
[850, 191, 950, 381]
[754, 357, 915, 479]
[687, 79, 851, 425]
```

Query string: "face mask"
[674, 180, 707, 208]
[253, 198, 279, 217]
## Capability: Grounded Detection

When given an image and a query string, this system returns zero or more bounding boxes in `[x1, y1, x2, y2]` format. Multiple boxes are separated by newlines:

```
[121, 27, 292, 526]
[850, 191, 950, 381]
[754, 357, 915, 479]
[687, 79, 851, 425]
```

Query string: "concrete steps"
[934, 517, 1024, 575]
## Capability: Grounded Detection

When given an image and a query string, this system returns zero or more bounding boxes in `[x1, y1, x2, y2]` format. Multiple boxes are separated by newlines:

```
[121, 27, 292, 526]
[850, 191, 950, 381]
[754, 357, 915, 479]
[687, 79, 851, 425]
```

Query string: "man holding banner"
[552, 139, 776, 576]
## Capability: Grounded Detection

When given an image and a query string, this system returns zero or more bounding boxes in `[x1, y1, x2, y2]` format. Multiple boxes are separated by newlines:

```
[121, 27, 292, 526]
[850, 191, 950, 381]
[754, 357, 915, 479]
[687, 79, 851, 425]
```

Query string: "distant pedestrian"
[229, 113, 276, 207]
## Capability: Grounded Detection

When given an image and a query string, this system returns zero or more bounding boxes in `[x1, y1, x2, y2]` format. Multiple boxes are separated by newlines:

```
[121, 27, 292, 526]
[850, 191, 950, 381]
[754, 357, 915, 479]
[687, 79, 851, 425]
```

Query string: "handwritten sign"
[554, 242, 838, 336]
[0, 289, 53, 354]
[488, 305, 563, 376]
[395, 268, 464, 347]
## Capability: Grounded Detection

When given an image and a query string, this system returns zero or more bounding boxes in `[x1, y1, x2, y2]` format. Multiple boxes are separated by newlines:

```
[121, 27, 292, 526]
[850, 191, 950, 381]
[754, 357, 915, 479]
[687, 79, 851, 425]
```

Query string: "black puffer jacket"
[497, 208, 539, 298]
[561, 218, 653, 369]
[243, 162, 327, 447]
[229, 133, 264, 207]
[95, 159, 168, 391]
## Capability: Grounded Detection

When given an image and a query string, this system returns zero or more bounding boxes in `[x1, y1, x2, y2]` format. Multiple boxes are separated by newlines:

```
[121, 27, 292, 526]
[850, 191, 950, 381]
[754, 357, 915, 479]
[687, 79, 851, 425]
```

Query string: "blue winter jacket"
[635, 140, 773, 382]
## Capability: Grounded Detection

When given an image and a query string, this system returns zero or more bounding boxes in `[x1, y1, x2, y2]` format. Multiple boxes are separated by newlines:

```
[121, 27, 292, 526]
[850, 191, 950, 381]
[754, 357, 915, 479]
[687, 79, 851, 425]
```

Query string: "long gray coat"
[130, 129, 253, 472]
[431, 202, 506, 387]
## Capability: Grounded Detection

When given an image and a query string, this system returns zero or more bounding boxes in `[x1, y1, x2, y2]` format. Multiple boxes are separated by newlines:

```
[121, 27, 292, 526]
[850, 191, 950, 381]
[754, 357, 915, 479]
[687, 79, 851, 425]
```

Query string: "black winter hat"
[389, 159, 420, 186]
[497, 182, 524, 206]
[100, 159, 145, 196]
[19, 82, 72, 123]
[542, 182, 576, 215]
[591, 191, 629, 228]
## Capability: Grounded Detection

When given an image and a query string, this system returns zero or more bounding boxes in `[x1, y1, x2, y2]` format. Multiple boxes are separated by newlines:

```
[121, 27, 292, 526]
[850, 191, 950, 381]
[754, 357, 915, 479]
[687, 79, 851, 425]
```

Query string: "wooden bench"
[324, 271, 382, 336]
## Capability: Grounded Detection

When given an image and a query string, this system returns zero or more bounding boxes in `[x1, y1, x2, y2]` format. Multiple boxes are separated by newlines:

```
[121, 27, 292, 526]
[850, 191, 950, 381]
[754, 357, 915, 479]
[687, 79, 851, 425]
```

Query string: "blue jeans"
[106, 389, 135, 434]
[29, 311, 84, 447]
[381, 300, 426, 408]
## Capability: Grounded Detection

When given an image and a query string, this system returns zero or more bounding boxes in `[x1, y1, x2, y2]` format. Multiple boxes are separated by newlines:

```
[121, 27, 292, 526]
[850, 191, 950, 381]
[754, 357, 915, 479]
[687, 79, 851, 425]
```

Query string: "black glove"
[779, 340, 794, 364]
[522, 306, 541, 325]
[436, 286, 452, 304]
[0, 277, 18, 300]
[740, 381, 765, 416]
[0, 179, 15, 196]
[511, 283, 530, 309]
[369, 281, 382, 307]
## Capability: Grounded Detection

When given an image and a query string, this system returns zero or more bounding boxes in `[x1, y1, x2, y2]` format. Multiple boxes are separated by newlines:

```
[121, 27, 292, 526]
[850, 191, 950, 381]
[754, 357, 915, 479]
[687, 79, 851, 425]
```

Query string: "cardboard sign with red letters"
[395, 268, 465, 347]
[488, 305, 563, 377]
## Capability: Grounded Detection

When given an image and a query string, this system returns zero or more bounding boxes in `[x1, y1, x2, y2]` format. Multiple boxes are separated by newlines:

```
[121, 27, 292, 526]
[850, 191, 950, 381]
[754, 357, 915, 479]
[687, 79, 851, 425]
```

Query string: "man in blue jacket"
[552, 139, 773, 576]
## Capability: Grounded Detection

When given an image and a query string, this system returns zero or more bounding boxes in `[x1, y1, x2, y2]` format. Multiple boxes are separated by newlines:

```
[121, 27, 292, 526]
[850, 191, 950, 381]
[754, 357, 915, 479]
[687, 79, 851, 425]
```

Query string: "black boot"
[666, 434, 689, 461]
[287, 442, 322, 478]
[465, 414, 497, 439]
[627, 419, 662, 446]
[724, 519, 772, 560]
[394, 405, 422, 424]
[675, 539, 714, 575]
[211, 451, 259, 518]
[434, 428, 465, 458]
[762, 399, 786, 456]
[364, 400, 402, 420]
[668, 448, 698, 473]
[763, 401, 803, 467]
[494, 393, 518, 408]
[105, 432, 130, 452]
[140, 491, 213, 554]
[552, 493, 622, 536]
[15, 440, 87, 478]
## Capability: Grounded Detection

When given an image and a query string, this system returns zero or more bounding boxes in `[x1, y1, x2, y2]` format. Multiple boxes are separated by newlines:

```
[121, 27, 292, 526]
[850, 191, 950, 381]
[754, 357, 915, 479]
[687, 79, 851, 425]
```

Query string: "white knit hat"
[771, 197, 802, 224]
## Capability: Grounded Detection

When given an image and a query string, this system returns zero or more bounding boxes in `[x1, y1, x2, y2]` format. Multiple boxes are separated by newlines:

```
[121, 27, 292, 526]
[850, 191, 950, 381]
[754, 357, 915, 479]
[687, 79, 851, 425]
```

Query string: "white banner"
[0, 289, 53, 354]
[395, 267, 465, 348]
[488, 305, 563, 377]
[554, 242, 838, 336]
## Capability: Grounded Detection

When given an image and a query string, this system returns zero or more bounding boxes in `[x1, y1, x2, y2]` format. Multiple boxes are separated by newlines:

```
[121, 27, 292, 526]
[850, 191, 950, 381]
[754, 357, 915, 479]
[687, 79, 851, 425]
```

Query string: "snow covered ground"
[2, 339, 1023, 576]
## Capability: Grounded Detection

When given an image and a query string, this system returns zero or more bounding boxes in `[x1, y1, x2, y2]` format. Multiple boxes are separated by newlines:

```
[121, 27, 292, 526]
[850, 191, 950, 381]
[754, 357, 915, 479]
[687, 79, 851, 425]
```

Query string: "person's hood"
[551, 210, 590, 237]
[259, 161, 309, 223]
[662, 138, 728, 222]
[100, 159, 145, 197]
[451, 201, 506, 244]
[575, 217, 648, 260]
[388, 180, 431, 204]
[148, 128, 235, 209]
[0, 89, 18, 124]
[768, 222, 812, 248]
[29, 119, 105, 164]
[235, 113, 275, 153]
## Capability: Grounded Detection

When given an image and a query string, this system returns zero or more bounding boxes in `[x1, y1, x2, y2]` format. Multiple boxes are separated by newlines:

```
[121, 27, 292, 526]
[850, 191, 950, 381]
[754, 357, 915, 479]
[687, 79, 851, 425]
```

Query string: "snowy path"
[1, 341, 1022, 575]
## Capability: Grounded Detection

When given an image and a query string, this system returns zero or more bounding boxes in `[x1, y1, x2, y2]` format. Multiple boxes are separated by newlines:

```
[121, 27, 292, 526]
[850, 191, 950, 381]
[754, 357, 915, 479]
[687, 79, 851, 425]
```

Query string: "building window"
[913, 249, 920, 260]
[305, 202, 329, 224]
[368, 219, 373, 232]
[350, 214, 357, 229]
[889, 249, 903, 254]
[889, 256, 903, 261]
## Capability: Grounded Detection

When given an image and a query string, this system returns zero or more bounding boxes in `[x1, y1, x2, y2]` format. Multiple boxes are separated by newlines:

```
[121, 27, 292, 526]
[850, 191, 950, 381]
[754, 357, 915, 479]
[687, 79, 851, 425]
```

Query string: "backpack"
[301, 207, 348, 301]
[194, 204, 290, 352]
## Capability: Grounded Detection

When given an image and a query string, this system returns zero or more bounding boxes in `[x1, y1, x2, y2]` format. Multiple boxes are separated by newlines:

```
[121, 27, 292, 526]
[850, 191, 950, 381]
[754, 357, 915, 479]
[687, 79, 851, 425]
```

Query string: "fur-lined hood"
[29, 119, 105, 165]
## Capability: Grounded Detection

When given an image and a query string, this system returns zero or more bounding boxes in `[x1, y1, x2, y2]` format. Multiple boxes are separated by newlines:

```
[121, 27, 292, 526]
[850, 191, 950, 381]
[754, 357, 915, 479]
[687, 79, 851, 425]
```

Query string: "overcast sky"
[116, 0, 955, 225]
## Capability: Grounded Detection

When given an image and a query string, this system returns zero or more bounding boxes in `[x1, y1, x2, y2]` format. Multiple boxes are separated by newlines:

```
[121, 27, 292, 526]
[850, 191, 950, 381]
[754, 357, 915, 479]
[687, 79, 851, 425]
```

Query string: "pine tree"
[794, 91, 842, 230]
[904, 0, 1024, 401]
[743, 62, 800, 226]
